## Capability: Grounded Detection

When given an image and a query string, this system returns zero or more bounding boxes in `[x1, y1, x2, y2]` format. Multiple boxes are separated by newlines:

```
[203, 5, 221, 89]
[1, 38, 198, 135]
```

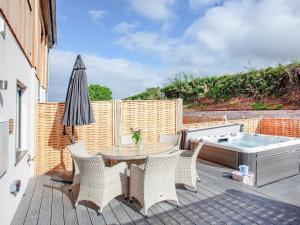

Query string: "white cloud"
[116, 0, 300, 76]
[128, 0, 175, 21]
[48, 50, 164, 101]
[115, 31, 180, 56]
[185, 0, 300, 62]
[87, 10, 108, 24]
[112, 22, 139, 34]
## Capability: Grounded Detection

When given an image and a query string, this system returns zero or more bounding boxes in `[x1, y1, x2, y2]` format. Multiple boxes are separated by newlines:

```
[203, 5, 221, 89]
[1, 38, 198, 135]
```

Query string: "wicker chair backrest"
[144, 151, 180, 194]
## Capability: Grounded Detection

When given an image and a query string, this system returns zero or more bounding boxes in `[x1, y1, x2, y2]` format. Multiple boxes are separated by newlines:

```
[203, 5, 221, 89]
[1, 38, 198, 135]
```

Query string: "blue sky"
[48, 0, 300, 101]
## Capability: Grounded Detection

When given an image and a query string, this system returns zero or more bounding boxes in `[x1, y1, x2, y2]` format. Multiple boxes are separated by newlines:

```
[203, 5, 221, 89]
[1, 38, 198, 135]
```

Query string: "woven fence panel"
[183, 121, 226, 130]
[36, 101, 115, 175]
[260, 118, 300, 137]
[228, 118, 261, 134]
[183, 116, 225, 124]
[183, 118, 261, 134]
[120, 100, 178, 143]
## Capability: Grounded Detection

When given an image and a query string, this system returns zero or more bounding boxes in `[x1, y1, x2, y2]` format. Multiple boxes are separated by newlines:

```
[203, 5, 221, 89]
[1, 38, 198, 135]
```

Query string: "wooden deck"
[11, 160, 300, 225]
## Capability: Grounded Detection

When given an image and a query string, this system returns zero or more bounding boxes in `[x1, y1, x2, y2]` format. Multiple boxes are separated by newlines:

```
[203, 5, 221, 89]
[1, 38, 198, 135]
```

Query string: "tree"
[88, 84, 112, 101]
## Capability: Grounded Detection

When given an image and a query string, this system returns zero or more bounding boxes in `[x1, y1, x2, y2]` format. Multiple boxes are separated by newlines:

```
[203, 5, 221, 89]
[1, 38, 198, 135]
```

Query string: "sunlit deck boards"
[11, 160, 300, 225]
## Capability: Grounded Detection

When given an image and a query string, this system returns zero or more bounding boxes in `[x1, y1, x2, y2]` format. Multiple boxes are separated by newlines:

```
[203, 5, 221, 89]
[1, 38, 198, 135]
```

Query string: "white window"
[15, 86, 22, 150]
[15, 82, 27, 165]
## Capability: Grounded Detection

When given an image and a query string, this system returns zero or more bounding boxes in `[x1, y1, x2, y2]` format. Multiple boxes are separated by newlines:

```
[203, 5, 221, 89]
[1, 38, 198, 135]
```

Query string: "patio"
[11, 160, 300, 225]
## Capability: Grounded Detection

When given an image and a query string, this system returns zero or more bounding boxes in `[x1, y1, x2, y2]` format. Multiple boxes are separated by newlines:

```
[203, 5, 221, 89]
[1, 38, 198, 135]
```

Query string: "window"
[16, 86, 22, 150]
[15, 83, 27, 165]
[0, 15, 6, 39]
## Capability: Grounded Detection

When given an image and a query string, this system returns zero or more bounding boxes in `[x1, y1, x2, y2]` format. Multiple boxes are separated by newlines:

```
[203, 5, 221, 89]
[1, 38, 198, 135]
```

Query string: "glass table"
[98, 143, 176, 161]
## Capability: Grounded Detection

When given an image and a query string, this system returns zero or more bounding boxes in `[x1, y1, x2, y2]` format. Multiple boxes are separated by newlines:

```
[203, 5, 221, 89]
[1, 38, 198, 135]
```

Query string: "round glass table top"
[98, 143, 176, 160]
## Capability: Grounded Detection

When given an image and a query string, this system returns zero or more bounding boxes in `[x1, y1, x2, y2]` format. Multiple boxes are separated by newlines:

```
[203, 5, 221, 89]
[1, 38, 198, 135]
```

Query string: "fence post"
[114, 100, 121, 146]
[176, 98, 183, 132]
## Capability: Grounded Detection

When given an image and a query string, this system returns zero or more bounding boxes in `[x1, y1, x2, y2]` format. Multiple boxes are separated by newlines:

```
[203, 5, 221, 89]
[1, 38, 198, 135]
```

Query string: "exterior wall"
[0, 0, 50, 88]
[0, 16, 39, 225]
[0, 0, 33, 63]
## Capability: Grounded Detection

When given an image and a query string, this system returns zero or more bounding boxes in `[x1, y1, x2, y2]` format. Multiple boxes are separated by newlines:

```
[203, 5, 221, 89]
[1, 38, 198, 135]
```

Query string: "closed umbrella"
[62, 54, 95, 143]
[52, 55, 95, 183]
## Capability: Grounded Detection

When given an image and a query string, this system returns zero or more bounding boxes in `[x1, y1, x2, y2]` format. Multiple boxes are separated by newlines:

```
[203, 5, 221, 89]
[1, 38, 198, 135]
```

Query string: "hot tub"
[188, 129, 300, 186]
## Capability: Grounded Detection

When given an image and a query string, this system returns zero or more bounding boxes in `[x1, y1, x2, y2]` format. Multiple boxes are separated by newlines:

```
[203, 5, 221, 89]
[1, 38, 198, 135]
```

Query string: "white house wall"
[0, 16, 40, 225]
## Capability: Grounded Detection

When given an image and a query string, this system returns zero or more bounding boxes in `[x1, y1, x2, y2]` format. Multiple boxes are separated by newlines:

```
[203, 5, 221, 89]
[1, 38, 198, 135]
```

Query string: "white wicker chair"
[129, 151, 181, 216]
[121, 135, 133, 145]
[159, 133, 181, 149]
[71, 153, 128, 214]
[67, 141, 90, 190]
[175, 142, 203, 192]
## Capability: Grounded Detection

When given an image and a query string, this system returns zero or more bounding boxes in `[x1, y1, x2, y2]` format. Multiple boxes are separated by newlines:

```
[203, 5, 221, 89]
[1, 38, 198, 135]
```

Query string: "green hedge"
[126, 63, 300, 104]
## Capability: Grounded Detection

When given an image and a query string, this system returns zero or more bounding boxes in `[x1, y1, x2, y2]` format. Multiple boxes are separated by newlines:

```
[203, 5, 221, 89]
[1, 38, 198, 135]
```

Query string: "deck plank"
[51, 180, 65, 225]
[85, 201, 106, 225]
[206, 182, 300, 225]
[101, 203, 120, 225]
[148, 204, 179, 225]
[196, 183, 271, 225]
[177, 189, 226, 225]
[109, 199, 133, 225]
[62, 184, 79, 225]
[166, 198, 209, 225]
[176, 192, 217, 225]
[37, 176, 53, 225]
[23, 175, 46, 225]
[183, 189, 245, 225]
[199, 171, 300, 225]
[130, 199, 164, 225]
[11, 176, 38, 225]
[156, 201, 195, 225]
[71, 185, 93, 225]
[116, 197, 150, 225]
[11, 160, 300, 225]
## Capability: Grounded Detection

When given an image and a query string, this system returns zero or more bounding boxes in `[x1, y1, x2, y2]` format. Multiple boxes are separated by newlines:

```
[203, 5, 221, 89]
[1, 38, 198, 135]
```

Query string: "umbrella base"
[51, 176, 73, 184]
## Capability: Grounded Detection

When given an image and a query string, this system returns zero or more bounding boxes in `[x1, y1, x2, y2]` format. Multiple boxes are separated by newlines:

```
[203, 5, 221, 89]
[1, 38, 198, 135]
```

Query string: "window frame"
[15, 82, 28, 166]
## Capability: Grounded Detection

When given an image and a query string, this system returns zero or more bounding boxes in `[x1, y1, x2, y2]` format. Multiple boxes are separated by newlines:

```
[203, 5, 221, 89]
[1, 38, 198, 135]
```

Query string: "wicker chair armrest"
[180, 150, 193, 157]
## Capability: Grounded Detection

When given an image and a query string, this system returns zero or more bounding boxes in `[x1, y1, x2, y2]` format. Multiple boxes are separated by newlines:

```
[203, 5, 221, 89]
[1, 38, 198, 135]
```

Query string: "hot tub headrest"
[181, 124, 243, 150]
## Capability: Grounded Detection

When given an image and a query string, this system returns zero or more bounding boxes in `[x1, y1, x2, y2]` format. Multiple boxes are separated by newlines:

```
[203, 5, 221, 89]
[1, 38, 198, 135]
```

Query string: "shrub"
[251, 103, 284, 110]
[125, 62, 300, 104]
[125, 87, 165, 100]
[274, 104, 284, 110]
[89, 84, 112, 101]
[251, 102, 266, 110]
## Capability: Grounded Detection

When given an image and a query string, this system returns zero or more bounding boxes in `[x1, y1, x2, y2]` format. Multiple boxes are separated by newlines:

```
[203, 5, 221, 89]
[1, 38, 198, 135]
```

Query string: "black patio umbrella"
[62, 54, 95, 143]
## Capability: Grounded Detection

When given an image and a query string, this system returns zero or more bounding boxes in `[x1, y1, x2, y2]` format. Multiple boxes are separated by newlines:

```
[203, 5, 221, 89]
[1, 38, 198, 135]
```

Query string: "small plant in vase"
[131, 128, 142, 149]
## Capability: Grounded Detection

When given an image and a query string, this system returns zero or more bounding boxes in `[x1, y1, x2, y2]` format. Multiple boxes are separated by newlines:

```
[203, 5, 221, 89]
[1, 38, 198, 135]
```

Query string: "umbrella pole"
[51, 125, 74, 183]
[71, 126, 75, 144]
[71, 125, 75, 176]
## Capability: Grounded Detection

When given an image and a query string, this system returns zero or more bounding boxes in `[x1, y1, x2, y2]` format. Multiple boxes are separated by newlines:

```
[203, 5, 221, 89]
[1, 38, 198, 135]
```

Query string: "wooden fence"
[183, 116, 300, 137]
[35, 100, 182, 175]
[36, 105, 300, 175]
[260, 118, 300, 138]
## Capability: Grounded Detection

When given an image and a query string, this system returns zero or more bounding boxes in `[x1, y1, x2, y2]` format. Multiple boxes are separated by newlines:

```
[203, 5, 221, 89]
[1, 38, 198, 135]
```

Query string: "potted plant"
[131, 128, 142, 149]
